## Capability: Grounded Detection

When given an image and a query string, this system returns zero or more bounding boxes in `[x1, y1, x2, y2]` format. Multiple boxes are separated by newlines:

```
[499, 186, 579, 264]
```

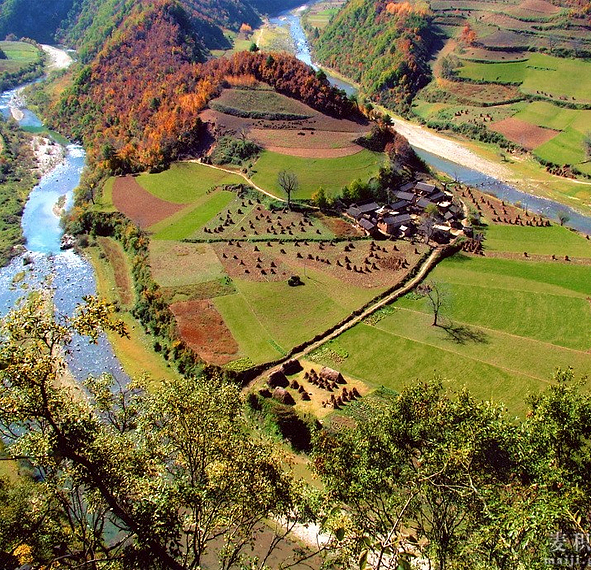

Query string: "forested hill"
[313, 0, 437, 112]
[50, 0, 357, 173]
[0, 0, 303, 59]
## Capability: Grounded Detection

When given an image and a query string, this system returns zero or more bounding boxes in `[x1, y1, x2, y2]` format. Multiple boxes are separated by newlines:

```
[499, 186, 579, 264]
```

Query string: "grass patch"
[251, 149, 384, 199]
[534, 127, 587, 166]
[136, 162, 242, 204]
[151, 190, 235, 240]
[514, 101, 591, 133]
[149, 241, 227, 287]
[86, 245, 181, 386]
[214, 292, 285, 363]
[0, 41, 39, 73]
[211, 88, 313, 120]
[457, 53, 591, 103]
[484, 225, 591, 258]
[161, 277, 236, 304]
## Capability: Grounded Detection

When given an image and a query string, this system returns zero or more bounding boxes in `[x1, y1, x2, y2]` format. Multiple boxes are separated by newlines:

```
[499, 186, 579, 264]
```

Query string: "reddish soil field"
[458, 185, 550, 227]
[170, 299, 239, 365]
[112, 176, 184, 228]
[509, 0, 562, 16]
[490, 118, 559, 150]
[459, 48, 527, 63]
[445, 81, 522, 104]
[213, 238, 428, 289]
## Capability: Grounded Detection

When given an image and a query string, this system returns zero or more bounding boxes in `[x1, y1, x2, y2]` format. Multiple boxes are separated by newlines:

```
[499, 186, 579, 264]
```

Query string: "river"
[281, 3, 591, 234]
[0, 80, 129, 386]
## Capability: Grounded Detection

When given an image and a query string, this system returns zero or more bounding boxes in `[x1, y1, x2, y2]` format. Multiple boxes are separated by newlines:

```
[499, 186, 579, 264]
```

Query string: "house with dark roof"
[399, 181, 415, 193]
[394, 191, 415, 202]
[346, 206, 362, 220]
[358, 217, 379, 236]
[416, 197, 435, 210]
[388, 200, 411, 213]
[357, 202, 379, 215]
[415, 181, 437, 195]
[378, 213, 412, 236]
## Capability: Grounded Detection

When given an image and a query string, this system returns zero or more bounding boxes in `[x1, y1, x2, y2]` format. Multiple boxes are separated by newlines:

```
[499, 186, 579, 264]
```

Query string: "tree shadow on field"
[438, 321, 489, 345]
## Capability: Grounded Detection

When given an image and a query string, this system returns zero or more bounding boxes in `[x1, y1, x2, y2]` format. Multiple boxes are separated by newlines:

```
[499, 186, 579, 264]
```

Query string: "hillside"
[0, 0, 303, 61]
[312, 0, 437, 112]
[49, 0, 357, 173]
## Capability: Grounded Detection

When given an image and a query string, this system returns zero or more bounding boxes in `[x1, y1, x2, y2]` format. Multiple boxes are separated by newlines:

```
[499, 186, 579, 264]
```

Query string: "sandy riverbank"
[391, 115, 513, 181]
[41, 44, 74, 71]
[31, 135, 65, 175]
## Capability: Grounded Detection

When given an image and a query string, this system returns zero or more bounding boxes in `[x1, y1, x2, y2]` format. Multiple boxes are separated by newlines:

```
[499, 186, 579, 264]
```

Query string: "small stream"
[0, 74, 129, 386]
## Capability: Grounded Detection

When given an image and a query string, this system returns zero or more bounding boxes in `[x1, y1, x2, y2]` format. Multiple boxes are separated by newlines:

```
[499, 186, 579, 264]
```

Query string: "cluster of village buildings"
[344, 180, 466, 242]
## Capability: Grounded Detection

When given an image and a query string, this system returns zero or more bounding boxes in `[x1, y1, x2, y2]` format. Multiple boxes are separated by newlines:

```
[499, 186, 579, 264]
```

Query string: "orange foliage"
[52, 0, 357, 173]
[460, 23, 477, 46]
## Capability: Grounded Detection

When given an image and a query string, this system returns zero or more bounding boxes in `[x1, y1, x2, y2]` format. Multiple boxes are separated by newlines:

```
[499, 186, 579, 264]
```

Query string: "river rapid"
[0, 79, 129, 386]
[280, 3, 591, 233]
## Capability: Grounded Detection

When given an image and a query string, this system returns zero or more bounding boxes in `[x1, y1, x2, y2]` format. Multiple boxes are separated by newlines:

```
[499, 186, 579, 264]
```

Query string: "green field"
[457, 53, 591, 103]
[484, 225, 591, 257]
[534, 128, 588, 168]
[514, 101, 591, 133]
[136, 162, 243, 204]
[311, 253, 591, 414]
[251, 150, 384, 199]
[0, 41, 40, 73]
[150, 190, 235, 240]
[215, 269, 381, 364]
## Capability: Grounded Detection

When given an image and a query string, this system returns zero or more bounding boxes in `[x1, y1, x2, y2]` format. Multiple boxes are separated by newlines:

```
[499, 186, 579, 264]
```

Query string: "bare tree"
[277, 170, 299, 208]
[417, 281, 447, 327]
[557, 209, 570, 226]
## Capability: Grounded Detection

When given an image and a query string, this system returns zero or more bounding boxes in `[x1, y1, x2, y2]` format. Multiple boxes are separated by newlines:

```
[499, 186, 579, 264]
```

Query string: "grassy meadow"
[310, 247, 591, 415]
[251, 149, 384, 199]
[0, 41, 40, 73]
[457, 53, 591, 102]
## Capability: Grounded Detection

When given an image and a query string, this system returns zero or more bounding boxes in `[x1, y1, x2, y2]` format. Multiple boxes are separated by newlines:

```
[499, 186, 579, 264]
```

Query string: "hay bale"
[282, 359, 303, 375]
[268, 370, 289, 388]
[320, 366, 346, 385]
[272, 387, 295, 405]
[258, 388, 272, 398]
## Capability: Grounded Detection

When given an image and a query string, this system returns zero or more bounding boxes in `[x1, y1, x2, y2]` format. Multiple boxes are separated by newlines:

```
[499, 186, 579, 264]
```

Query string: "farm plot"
[0, 41, 40, 74]
[201, 86, 369, 160]
[169, 300, 239, 366]
[310, 253, 591, 414]
[111, 176, 185, 228]
[458, 54, 591, 104]
[190, 199, 336, 241]
[212, 238, 428, 289]
[489, 117, 559, 150]
[534, 128, 588, 168]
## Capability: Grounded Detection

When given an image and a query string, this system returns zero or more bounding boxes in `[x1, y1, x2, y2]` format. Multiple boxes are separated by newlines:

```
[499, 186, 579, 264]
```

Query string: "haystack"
[320, 366, 346, 385]
[272, 387, 295, 406]
[282, 359, 303, 375]
[268, 370, 289, 388]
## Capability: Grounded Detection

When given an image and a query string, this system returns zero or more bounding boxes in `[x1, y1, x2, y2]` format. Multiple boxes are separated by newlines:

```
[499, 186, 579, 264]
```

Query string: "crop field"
[210, 87, 313, 119]
[534, 128, 588, 169]
[310, 251, 591, 415]
[251, 150, 383, 199]
[202, 87, 369, 160]
[303, 0, 344, 30]
[489, 118, 558, 150]
[0, 41, 39, 73]
[484, 225, 591, 258]
[457, 54, 591, 104]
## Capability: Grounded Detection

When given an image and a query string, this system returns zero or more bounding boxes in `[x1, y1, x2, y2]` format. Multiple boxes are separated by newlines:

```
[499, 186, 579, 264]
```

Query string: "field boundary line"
[391, 306, 591, 356]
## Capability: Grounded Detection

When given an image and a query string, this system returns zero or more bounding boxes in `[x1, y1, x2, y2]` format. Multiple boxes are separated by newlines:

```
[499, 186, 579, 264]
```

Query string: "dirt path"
[188, 159, 286, 202]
